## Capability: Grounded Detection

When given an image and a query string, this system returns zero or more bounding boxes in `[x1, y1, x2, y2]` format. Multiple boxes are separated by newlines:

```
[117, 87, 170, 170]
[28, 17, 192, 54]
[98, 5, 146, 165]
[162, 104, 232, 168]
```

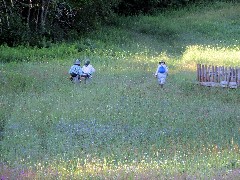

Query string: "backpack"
[69, 66, 78, 77]
[158, 65, 166, 73]
[70, 72, 77, 77]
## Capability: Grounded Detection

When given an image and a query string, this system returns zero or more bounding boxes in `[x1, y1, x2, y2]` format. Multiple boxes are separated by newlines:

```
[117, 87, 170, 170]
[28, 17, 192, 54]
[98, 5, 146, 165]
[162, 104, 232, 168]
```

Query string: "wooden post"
[237, 67, 240, 85]
[197, 64, 200, 82]
[215, 66, 218, 83]
[205, 65, 207, 82]
[224, 66, 227, 82]
[199, 64, 201, 82]
[206, 65, 211, 86]
[236, 68, 238, 84]
[211, 66, 215, 83]
[229, 67, 237, 88]
[219, 66, 223, 83]
[207, 65, 210, 82]
[220, 66, 227, 87]
[217, 66, 220, 83]
[201, 64, 205, 82]
[227, 67, 231, 86]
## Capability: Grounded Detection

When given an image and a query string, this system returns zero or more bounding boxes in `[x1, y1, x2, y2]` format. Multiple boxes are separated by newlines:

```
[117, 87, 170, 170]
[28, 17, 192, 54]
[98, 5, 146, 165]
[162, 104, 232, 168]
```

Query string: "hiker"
[81, 58, 95, 83]
[69, 59, 83, 83]
[155, 60, 168, 88]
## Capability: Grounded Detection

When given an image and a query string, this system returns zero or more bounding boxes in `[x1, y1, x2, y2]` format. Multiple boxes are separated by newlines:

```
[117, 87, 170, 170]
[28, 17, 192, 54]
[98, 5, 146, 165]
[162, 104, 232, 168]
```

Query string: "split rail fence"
[197, 64, 240, 88]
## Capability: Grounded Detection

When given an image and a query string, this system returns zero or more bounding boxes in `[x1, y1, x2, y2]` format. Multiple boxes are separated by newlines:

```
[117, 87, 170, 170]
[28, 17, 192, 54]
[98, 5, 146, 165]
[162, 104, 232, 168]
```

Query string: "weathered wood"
[211, 65, 215, 82]
[197, 64, 239, 88]
[237, 68, 240, 85]
[197, 64, 200, 82]
[201, 64, 205, 83]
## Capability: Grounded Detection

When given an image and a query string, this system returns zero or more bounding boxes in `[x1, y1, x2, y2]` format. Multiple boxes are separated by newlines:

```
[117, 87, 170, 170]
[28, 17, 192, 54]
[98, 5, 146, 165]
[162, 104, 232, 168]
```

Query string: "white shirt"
[82, 64, 95, 74]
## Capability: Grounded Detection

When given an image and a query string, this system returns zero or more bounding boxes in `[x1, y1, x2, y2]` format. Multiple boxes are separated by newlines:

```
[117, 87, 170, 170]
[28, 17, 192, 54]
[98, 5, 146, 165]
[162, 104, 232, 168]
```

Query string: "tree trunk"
[27, 0, 32, 29]
[40, 0, 45, 32]
[43, 0, 50, 28]
[2, 0, 10, 29]
[36, 4, 40, 31]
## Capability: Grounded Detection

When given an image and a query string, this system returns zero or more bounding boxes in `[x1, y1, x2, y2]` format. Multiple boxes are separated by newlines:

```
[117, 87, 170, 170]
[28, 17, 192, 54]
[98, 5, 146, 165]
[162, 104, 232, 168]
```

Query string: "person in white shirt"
[69, 59, 83, 83]
[81, 59, 95, 81]
[155, 60, 168, 88]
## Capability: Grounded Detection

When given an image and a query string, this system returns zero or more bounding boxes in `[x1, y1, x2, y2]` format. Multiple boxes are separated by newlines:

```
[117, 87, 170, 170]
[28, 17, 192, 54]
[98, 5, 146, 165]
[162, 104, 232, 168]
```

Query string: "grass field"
[0, 1, 240, 179]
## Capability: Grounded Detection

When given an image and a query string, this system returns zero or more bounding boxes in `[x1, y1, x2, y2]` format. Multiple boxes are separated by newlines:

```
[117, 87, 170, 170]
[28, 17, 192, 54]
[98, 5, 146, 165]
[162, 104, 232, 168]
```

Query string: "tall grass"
[1, 1, 240, 179]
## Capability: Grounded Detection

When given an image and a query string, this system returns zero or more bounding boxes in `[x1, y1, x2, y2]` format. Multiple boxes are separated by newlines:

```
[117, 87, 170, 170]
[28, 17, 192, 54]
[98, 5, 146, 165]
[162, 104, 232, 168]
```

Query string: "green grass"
[1, 1, 240, 179]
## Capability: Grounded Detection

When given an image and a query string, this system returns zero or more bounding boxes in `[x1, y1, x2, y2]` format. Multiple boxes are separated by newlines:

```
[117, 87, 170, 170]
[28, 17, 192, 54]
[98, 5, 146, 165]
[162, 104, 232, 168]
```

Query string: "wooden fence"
[197, 64, 240, 88]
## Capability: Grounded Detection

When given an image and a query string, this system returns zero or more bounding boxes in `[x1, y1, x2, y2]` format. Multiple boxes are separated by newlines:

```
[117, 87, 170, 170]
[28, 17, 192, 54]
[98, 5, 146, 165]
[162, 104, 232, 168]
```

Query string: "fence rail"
[197, 64, 240, 88]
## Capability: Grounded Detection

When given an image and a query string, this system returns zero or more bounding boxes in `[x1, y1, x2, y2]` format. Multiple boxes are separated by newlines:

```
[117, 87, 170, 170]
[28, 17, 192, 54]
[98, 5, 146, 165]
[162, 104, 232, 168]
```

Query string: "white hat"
[74, 59, 80, 65]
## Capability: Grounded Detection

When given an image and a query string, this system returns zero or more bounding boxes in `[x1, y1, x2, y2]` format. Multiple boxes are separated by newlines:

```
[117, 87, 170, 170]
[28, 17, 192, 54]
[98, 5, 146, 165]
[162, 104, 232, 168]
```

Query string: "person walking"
[155, 60, 168, 88]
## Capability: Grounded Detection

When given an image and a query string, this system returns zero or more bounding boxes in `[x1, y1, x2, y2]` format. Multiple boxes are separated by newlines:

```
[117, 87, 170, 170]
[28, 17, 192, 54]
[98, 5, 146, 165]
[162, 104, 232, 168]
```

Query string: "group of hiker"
[69, 58, 168, 88]
[69, 58, 95, 83]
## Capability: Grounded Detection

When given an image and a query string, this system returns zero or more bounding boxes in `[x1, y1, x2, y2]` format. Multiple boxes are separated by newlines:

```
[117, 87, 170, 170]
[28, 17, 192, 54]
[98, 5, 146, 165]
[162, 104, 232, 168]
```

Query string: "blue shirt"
[69, 65, 83, 75]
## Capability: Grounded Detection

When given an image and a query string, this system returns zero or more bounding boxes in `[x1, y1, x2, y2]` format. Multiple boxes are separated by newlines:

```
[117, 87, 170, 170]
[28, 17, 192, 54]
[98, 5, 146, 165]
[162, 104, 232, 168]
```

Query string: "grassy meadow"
[1, 1, 240, 179]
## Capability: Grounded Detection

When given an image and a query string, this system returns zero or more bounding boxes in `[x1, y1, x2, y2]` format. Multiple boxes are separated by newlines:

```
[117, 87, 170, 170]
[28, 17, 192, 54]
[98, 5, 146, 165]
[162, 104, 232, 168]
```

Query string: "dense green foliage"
[0, 0, 234, 47]
[0, 0, 121, 46]
[0, 1, 240, 179]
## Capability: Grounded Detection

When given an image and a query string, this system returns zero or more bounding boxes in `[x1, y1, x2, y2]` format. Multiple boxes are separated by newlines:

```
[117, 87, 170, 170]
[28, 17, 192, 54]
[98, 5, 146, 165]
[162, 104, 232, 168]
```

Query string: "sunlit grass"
[1, 147, 239, 178]
[180, 45, 240, 70]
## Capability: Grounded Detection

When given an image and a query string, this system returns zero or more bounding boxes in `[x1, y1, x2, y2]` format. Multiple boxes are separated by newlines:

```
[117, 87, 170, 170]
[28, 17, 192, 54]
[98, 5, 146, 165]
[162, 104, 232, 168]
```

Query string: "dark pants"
[81, 73, 90, 78]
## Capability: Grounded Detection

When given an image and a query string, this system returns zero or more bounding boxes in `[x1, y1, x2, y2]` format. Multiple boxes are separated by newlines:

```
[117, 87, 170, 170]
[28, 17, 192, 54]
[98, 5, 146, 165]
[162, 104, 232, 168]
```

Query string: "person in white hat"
[69, 59, 83, 83]
[81, 58, 95, 83]
[155, 60, 168, 88]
